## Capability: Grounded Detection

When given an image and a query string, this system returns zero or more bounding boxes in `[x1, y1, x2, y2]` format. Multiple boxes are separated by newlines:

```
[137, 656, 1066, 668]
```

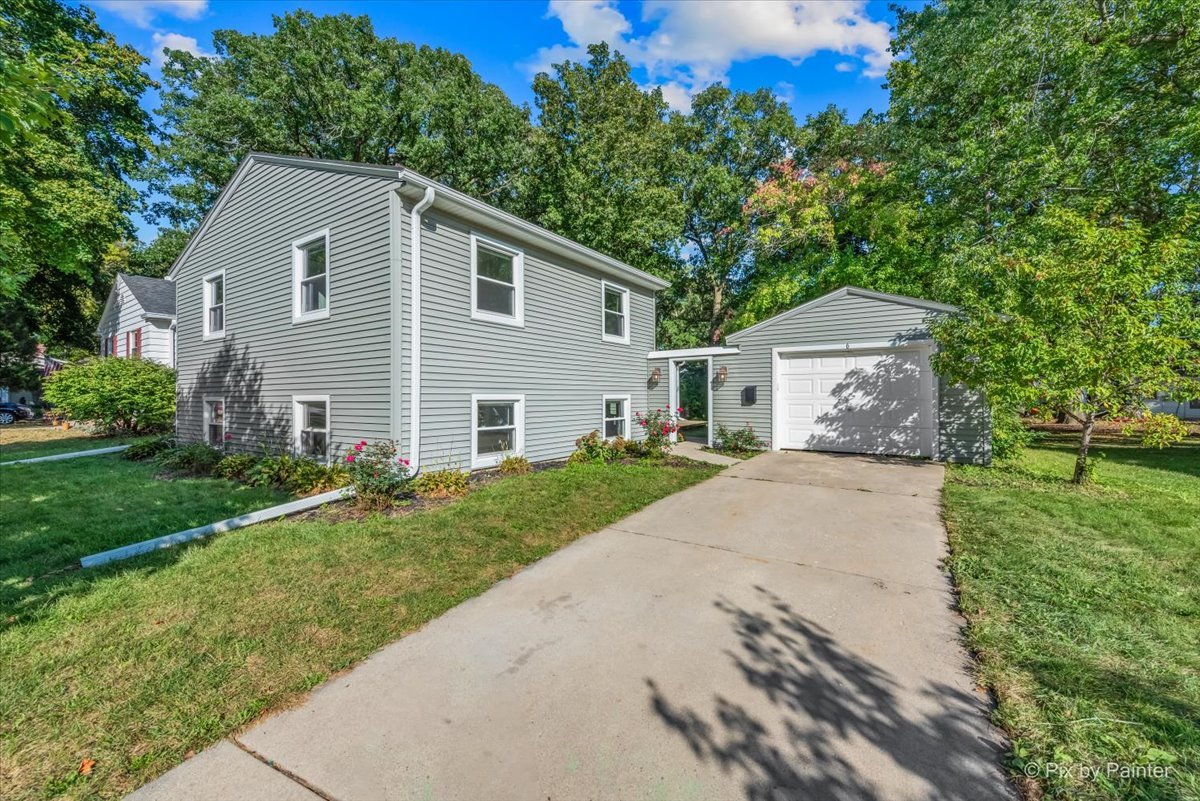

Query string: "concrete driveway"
[129, 451, 1012, 801]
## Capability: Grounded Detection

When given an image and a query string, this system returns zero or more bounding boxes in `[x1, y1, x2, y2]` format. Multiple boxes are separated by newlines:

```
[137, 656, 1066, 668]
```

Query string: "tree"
[931, 209, 1200, 483]
[0, 298, 40, 393]
[888, 0, 1200, 250]
[153, 11, 530, 228]
[664, 85, 796, 346]
[0, 0, 154, 348]
[522, 44, 682, 282]
[42, 356, 176, 434]
[884, 0, 1200, 472]
[741, 107, 934, 329]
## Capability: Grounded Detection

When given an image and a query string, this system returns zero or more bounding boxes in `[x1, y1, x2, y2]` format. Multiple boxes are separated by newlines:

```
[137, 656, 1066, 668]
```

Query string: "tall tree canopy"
[521, 44, 683, 280]
[154, 11, 531, 228]
[884, 0, 1200, 476]
[663, 85, 796, 346]
[0, 0, 154, 349]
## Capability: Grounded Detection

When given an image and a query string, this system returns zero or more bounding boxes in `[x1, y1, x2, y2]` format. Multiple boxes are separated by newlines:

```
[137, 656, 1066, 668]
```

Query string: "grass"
[1, 454, 290, 622]
[943, 435, 1199, 800]
[0, 458, 719, 799]
[0, 422, 150, 462]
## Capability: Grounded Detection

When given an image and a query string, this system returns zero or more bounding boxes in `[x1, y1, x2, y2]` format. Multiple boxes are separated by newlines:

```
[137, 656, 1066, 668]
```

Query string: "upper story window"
[601, 281, 629, 344]
[470, 234, 524, 327]
[293, 230, 330, 322]
[203, 270, 225, 339]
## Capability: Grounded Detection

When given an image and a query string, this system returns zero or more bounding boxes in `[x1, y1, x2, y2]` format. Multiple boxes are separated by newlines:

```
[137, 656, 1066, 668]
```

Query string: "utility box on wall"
[741, 385, 757, 405]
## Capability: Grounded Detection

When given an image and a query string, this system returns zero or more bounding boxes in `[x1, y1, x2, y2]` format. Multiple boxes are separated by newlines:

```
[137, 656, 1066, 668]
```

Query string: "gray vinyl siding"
[173, 160, 398, 458]
[717, 292, 990, 463]
[415, 210, 653, 469]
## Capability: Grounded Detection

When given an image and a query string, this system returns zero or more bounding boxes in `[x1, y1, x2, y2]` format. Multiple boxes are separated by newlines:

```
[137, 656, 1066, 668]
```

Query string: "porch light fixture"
[649, 367, 662, 382]
[716, 365, 728, 382]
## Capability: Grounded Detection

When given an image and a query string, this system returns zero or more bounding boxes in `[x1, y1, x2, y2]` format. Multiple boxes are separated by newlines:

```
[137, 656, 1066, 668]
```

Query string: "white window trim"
[601, 280, 630, 345]
[203, 395, 226, 447]
[469, 233, 525, 328]
[602, 394, 632, 441]
[202, 269, 226, 340]
[470, 393, 525, 469]
[292, 228, 331, 323]
[292, 394, 332, 465]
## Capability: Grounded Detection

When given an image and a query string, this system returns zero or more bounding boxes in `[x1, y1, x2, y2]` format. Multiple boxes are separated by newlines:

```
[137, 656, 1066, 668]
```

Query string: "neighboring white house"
[1147, 393, 1200, 421]
[96, 273, 176, 366]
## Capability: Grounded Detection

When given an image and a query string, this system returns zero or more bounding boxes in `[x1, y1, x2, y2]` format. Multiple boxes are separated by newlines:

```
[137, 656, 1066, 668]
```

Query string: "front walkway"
[129, 451, 1012, 801]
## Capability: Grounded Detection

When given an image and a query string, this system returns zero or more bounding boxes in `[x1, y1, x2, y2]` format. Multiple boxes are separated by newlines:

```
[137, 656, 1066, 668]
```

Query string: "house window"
[203, 398, 225, 447]
[293, 396, 330, 464]
[602, 281, 629, 344]
[470, 234, 524, 327]
[204, 271, 225, 338]
[101, 335, 112, 357]
[471, 394, 525, 468]
[293, 230, 330, 321]
[603, 395, 630, 439]
[132, 328, 142, 357]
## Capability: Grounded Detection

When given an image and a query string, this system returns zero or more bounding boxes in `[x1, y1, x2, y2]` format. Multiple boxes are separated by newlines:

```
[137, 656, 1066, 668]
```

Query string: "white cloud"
[91, 0, 207, 29]
[151, 31, 212, 67]
[834, 61, 856, 73]
[774, 80, 795, 105]
[528, 0, 893, 110]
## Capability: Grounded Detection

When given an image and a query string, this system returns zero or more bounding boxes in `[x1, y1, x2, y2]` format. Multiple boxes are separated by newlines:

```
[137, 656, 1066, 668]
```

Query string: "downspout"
[408, 184, 436, 471]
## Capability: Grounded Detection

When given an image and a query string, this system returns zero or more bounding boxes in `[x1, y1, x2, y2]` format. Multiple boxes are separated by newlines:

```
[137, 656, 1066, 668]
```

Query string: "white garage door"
[776, 348, 935, 457]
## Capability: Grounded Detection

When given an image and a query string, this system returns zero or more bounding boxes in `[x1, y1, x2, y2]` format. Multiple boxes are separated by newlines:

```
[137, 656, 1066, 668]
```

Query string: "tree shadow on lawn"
[1, 339, 294, 625]
[646, 586, 1012, 801]
[1034, 434, 1200, 481]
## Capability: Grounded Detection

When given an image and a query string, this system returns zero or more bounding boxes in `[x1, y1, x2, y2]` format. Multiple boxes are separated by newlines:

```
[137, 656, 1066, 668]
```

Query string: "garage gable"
[710, 287, 989, 464]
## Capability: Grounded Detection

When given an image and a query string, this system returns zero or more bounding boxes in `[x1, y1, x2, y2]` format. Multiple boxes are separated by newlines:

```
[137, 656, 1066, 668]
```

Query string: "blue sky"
[83, 1, 911, 240]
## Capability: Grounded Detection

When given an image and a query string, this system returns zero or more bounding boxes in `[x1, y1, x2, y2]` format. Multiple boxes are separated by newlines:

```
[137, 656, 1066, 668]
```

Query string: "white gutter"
[80, 487, 351, 568]
[408, 185, 436, 471]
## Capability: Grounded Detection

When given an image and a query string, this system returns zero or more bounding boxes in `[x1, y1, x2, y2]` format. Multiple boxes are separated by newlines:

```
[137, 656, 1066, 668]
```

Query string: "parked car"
[0, 402, 35, 425]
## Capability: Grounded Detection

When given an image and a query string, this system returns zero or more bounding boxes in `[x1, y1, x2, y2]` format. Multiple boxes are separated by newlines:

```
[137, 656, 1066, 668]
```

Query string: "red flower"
[346, 454, 356, 463]
[223, 432, 232, 441]
[354, 443, 363, 452]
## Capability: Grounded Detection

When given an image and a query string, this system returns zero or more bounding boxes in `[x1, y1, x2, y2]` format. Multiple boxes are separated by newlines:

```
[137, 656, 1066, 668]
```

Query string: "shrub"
[413, 468, 470, 499]
[122, 435, 175, 461]
[215, 453, 259, 482]
[288, 459, 350, 496]
[156, 443, 222, 476]
[634, 408, 679, 456]
[498, 455, 532, 475]
[714, 424, 764, 453]
[569, 430, 618, 464]
[343, 439, 411, 509]
[1124, 412, 1189, 449]
[991, 404, 1037, 461]
[42, 357, 175, 434]
[246, 453, 300, 490]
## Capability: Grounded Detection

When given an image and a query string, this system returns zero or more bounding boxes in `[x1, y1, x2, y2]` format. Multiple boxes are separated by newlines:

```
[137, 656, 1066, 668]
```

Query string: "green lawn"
[0, 459, 718, 800]
[943, 436, 1199, 801]
[0, 423, 148, 462]
[1, 454, 290, 623]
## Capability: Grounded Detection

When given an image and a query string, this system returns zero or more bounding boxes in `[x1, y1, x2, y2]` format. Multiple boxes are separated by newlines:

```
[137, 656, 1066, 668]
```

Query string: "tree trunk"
[1072, 414, 1096, 484]
[709, 281, 725, 344]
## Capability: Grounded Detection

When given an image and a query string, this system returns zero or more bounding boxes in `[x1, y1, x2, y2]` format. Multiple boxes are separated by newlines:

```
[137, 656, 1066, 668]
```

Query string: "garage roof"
[725, 286, 959, 343]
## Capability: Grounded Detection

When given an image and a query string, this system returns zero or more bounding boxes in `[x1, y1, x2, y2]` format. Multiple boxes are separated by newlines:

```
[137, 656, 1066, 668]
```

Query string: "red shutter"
[111, 334, 118, 357]
[134, 328, 142, 357]
[125, 331, 130, 357]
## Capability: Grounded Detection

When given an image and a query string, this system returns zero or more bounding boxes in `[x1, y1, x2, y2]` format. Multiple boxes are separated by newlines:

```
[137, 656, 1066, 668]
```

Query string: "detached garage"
[646, 287, 991, 464]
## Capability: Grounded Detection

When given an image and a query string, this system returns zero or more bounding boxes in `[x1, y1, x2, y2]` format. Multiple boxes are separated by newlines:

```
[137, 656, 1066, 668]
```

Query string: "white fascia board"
[647, 346, 741, 360]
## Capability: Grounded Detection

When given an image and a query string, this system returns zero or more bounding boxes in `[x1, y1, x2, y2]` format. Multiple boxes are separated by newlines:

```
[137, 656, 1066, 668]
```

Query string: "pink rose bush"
[635, 408, 678, 457]
[343, 439, 412, 509]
